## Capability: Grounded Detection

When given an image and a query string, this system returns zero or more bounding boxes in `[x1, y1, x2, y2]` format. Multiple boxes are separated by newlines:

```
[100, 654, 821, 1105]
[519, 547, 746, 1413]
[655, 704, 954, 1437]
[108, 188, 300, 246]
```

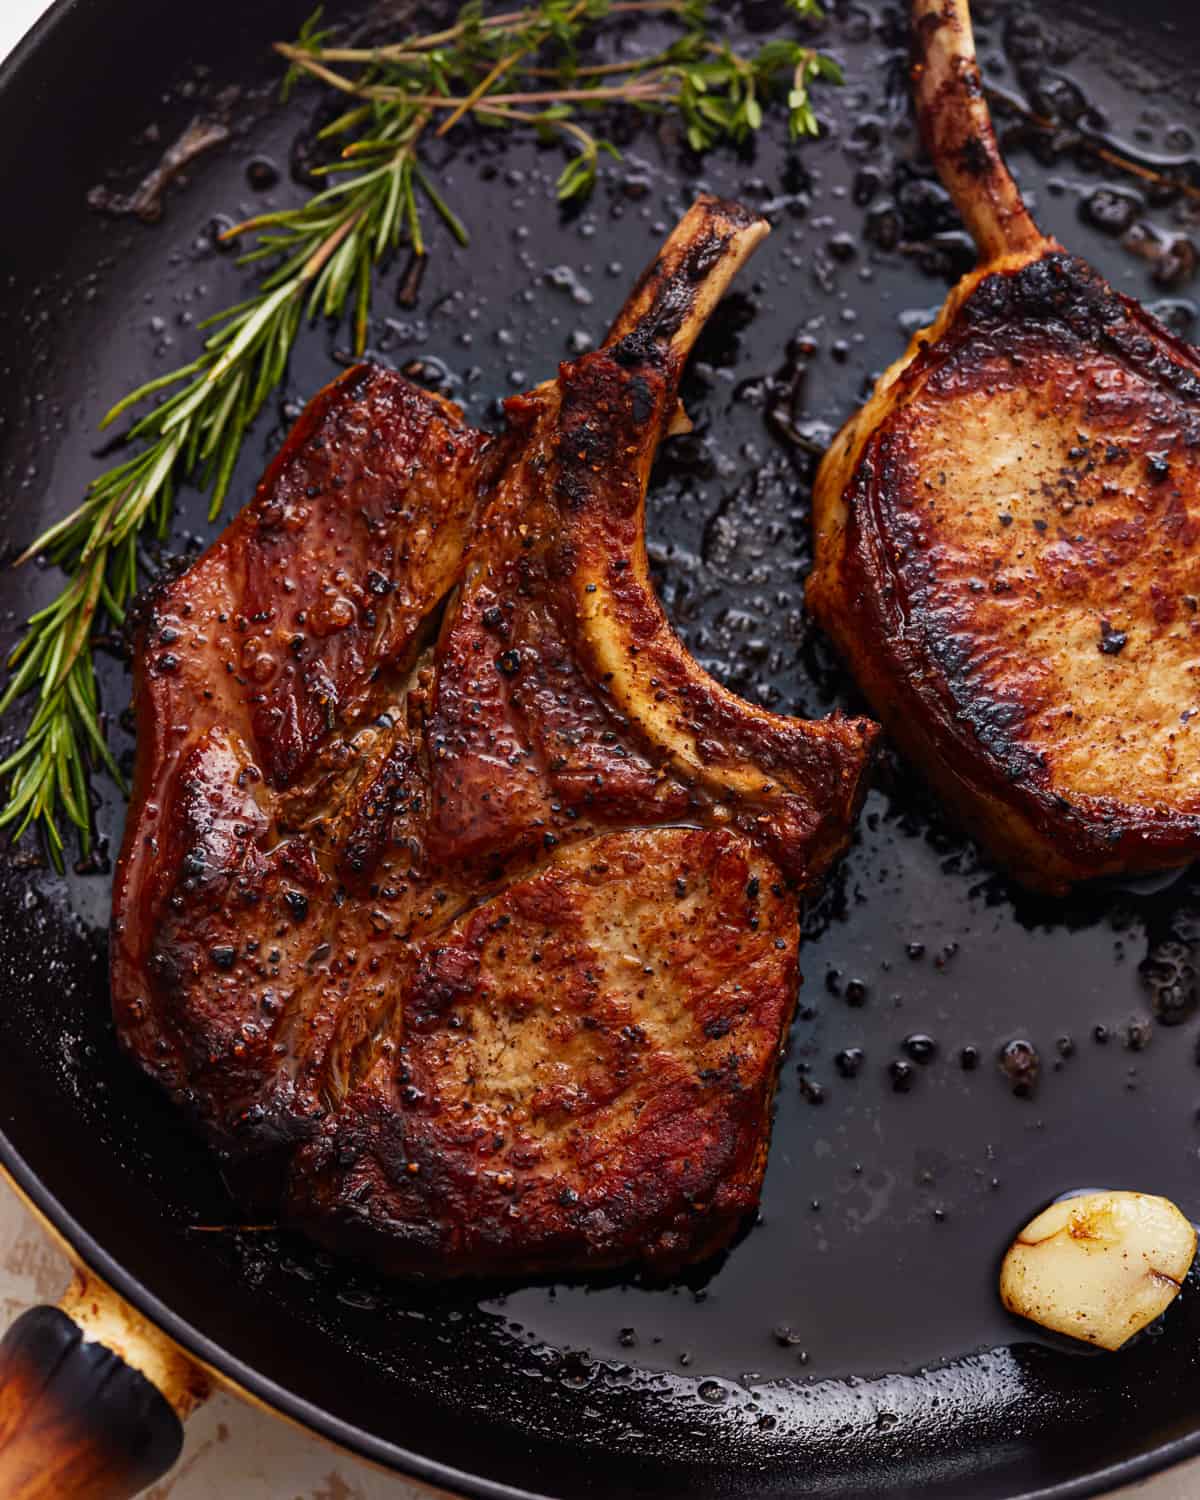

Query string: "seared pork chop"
[112, 198, 877, 1278]
[808, 0, 1200, 894]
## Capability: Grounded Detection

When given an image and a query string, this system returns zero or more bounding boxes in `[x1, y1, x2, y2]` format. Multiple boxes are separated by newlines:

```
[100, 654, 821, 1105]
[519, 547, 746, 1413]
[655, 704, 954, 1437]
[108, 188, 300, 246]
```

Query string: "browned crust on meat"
[810, 249, 1200, 892]
[112, 198, 877, 1277]
[111, 365, 487, 1143]
[288, 826, 795, 1278]
[551, 350, 877, 882]
[428, 346, 877, 884]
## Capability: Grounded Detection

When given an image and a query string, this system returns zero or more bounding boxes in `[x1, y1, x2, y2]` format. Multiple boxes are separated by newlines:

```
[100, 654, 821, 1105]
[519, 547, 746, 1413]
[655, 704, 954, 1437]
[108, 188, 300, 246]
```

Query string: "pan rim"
[1, 1, 1200, 1496]
[6, 1109, 1199, 1500]
[0, 1128, 556, 1500]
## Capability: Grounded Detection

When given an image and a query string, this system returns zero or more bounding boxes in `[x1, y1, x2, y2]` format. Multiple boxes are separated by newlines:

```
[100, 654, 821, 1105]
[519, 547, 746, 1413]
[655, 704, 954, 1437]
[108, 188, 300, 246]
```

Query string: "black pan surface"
[3, 0, 1200, 1495]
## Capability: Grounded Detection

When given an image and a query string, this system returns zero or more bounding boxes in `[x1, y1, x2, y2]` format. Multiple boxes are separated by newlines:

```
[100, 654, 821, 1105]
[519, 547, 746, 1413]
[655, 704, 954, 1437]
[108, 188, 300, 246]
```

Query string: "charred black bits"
[1123, 1016, 1153, 1051]
[959, 133, 991, 179]
[903, 1033, 937, 1064]
[895, 176, 954, 240]
[888, 1059, 915, 1093]
[998, 1038, 1040, 1096]
[797, 1076, 825, 1105]
[852, 166, 882, 206]
[496, 648, 522, 677]
[746, 876, 760, 900]
[959, 1045, 980, 1071]
[481, 605, 505, 630]
[1098, 620, 1128, 656]
[863, 201, 901, 252]
[905, 942, 925, 960]
[834, 1047, 864, 1079]
[365, 570, 392, 596]
[283, 890, 309, 921]
[1145, 452, 1171, 484]
[1080, 187, 1138, 236]
[1154, 237, 1198, 290]
[208, 945, 236, 970]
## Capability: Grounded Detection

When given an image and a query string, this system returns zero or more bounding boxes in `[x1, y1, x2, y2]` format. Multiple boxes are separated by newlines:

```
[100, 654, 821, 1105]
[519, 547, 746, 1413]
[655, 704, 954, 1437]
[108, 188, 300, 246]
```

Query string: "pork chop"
[112, 197, 878, 1277]
[808, 0, 1200, 894]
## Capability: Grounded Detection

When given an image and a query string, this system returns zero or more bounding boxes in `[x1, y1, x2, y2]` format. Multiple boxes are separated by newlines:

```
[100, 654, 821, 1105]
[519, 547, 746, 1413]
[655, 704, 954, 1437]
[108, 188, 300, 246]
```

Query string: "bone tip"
[689, 192, 771, 244]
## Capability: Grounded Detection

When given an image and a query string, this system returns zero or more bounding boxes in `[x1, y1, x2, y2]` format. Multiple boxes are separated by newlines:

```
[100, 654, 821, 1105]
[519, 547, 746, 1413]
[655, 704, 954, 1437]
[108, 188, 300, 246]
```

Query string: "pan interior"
[2, 0, 1200, 1495]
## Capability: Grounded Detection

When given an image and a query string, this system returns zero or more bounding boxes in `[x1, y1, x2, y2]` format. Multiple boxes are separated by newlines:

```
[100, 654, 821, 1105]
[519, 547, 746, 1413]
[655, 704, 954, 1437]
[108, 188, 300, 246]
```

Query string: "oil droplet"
[246, 156, 280, 191]
[835, 1046, 864, 1078]
[311, 596, 356, 636]
[998, 1038, 1040, 1096]
[798, 1076, 825, 1105]
[249, 652, 276, 684]
[903, 1033, 937, 1064]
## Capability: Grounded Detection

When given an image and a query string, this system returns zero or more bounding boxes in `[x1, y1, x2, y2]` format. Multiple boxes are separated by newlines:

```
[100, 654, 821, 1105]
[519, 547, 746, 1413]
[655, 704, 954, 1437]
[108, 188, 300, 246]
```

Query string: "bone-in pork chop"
[112, 198, 877, 1277]
[808, 0, 1200, 894]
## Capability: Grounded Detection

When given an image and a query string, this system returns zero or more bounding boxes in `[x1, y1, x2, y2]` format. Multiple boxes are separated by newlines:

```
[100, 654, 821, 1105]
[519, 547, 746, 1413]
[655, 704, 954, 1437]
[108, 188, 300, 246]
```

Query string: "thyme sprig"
[279, 0, 840, 198]
[0, 0, 841, 867]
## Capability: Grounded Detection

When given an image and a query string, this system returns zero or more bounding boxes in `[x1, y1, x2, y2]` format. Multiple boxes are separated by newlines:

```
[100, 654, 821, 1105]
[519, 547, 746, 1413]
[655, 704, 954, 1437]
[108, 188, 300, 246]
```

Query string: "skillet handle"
[0, 1269, 209, 1499]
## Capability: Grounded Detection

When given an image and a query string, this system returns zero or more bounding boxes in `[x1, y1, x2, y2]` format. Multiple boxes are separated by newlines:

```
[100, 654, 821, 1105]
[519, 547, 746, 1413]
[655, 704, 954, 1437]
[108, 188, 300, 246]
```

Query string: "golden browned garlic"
[1000, 1191, 1196, 1351]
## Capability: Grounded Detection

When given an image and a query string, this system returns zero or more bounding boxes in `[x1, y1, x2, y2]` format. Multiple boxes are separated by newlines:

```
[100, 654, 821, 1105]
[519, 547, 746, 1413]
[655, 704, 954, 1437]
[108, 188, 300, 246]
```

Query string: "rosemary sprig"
[0, 106, 452, 866]
[0, 0, 841, 868]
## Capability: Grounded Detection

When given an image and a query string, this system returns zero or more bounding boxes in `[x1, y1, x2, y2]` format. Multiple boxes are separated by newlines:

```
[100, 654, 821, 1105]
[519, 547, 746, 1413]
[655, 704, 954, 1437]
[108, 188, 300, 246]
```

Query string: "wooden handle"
[0, 1269, 208, 1499]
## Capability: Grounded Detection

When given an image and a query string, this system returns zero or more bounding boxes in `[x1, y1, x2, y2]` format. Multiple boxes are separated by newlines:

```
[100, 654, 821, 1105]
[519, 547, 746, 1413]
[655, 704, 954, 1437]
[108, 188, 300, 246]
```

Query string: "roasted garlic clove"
[1000, 1191, 1196, 1351]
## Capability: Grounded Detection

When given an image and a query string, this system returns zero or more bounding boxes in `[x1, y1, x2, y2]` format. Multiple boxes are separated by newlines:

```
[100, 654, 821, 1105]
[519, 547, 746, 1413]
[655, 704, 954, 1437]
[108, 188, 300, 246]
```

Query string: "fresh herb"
[277, 0, 841, 201]
[0, 0, 841, 868]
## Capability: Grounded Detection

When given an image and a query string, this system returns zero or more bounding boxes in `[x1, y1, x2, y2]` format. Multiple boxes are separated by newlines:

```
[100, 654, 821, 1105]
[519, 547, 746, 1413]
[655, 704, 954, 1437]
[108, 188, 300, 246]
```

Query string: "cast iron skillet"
[2, 0, 1200, 1495]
